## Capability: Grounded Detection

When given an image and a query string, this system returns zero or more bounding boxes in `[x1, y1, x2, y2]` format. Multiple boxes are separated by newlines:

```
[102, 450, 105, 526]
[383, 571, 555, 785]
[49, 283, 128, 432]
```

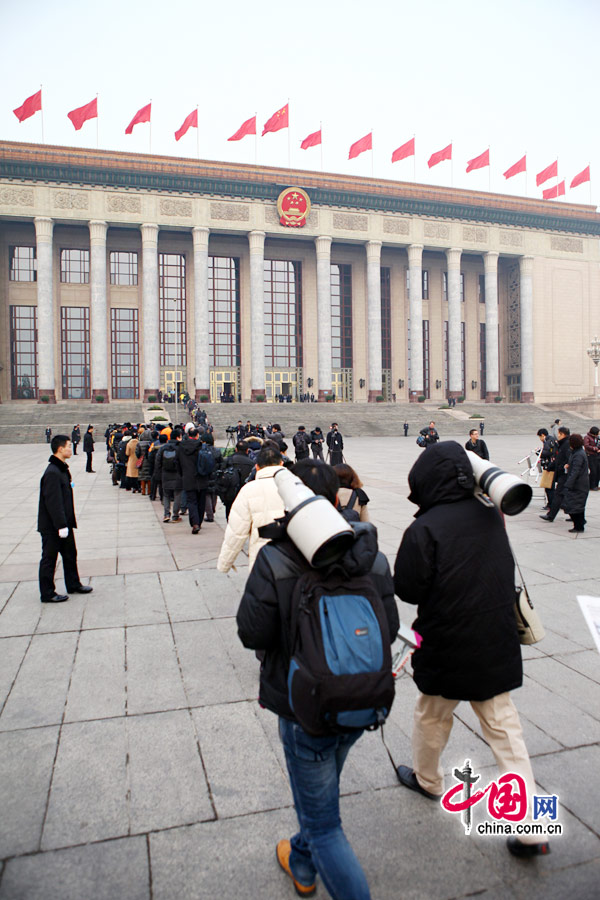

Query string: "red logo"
[277, 187, 311, 227]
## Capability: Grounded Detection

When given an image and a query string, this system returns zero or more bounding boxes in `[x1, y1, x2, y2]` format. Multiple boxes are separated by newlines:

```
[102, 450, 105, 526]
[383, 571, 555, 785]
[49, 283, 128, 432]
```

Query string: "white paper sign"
[577, 596, 600, 655]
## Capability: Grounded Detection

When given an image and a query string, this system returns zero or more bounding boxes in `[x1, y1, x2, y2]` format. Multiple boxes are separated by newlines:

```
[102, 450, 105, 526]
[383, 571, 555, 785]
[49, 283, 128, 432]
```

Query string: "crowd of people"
[36, 408, 600, 899]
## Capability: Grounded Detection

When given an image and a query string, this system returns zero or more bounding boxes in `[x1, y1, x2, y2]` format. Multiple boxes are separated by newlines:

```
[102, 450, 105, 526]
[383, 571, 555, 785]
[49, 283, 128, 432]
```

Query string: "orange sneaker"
[276, 840, 316, 896]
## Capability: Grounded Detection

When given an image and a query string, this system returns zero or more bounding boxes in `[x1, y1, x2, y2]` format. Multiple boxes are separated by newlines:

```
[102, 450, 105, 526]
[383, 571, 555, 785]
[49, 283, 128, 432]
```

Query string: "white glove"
[58, 527, 69, 538]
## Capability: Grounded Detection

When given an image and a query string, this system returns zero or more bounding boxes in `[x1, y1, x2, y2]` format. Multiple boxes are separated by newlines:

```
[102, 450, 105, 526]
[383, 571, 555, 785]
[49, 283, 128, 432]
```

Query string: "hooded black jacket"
[38, 456, 77, 534]
[393, 441, 522, 702]
[237, 522, 399, 720]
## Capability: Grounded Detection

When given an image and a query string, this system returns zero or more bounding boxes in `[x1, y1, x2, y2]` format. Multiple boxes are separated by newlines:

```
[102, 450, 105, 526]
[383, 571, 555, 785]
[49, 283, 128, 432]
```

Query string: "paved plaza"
[0, 435, 599, 899]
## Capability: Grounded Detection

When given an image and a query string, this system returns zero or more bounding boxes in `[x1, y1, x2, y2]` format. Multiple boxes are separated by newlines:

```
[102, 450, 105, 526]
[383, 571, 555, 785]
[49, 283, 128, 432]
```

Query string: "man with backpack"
[293, 425, 311, 461]
[155, 427, 183, 523]
[217, 441, 254, 520]
[237, 460, 398, 899]
[176, 427, 214, 533]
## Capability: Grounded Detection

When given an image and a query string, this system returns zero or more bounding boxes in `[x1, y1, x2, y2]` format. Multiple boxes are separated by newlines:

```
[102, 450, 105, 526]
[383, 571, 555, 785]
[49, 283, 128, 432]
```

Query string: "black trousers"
[39, 530, 81, 600]
[187, 489, 207, 527]
[588, 455, 600, 490]
[86, 452, 93, 472]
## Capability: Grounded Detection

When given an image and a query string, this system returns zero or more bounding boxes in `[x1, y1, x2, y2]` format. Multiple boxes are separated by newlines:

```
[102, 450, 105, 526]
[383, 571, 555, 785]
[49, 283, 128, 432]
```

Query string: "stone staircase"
[0, 399, 594, 444]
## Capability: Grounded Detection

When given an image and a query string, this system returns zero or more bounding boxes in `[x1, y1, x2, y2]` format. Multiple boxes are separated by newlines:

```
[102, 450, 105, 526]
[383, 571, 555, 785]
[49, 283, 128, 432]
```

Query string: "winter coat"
[464, 438, 489, 460]
[393, 440, 522, 702]
[217, 464, 286, 572]
[176, 438, 213, 492]
[116, 436, 131, 465]
[155, 440, 183, 492]
[229, 451, 255, 486]
[71, 428, 80, 446]
[126, 438, 140, 479]
[83, 431, 94, 453]
[310, 429, 325, 448]
[38, 456, 77, 534]
[326, 430, 344, 451]
[539, 435, 558, 469]
[419, 427, 439, 447]
[237, 522, 399, 720]
[548, 436, 570, 484]
[337, 486, 370, 522]
[584, 432, 600, 457]
[136, 430, 153, 479]
[563, 447, 589, 514]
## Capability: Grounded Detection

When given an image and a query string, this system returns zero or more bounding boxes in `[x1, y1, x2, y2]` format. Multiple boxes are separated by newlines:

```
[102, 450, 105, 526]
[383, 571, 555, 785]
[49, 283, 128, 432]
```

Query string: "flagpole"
[488, 146, 491, 192]
[525, 151, 528, 197]
[589, 167, 592, 206]
[450, 138, 453, 187]
[96, 94, 99, 150]
[371, 127, 374, 178]
[320, 121, 323, 172]
[254, 111, 258, 166]
[413, 134, 416, 182]
[40, 84, 44, 144]
[149, 99, 152, 154]
[287, 98, 291, 169]
[196, 105, 200, 160]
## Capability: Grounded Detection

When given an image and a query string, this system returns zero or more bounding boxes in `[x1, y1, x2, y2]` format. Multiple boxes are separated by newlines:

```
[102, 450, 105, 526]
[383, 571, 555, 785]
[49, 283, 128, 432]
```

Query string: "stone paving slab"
[0, 438, 599, 899]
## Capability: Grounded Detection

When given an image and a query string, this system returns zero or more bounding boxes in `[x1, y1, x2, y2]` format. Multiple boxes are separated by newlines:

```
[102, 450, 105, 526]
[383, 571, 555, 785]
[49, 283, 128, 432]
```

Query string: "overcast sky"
[1, 0, 599, 205]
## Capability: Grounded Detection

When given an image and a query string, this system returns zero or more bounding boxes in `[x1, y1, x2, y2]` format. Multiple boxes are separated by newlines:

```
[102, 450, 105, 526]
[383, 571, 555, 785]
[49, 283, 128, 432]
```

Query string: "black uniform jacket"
[38, 456, 77, 534]
[394, 441, 522, 702]
[237, 522, 399, 721]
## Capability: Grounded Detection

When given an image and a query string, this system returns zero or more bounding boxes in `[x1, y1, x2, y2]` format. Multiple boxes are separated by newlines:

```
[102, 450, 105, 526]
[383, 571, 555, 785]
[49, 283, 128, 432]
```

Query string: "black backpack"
[214, 465, 241, 500]
[287, 567, 394, 737]
[197, 445, 216, 477]
[339, 489, 360, 523]
[293, 431, 310, 453]
[162, 446, 178, 473]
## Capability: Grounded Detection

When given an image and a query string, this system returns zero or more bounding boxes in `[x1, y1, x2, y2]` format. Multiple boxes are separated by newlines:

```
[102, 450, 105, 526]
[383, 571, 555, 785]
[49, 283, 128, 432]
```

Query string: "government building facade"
[1, 140, 599, 405]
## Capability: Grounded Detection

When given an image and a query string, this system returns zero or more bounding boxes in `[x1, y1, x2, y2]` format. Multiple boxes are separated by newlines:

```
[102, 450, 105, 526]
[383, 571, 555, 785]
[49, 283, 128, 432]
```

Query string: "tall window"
[264, 260, 302, 367]
[480, 322, 487, 398]
[110, 251, 138, 286]
[331, 264, 352, 368]
[406, 269, 428, 298]
[478, 274, 486, 303]
[60, 249, 89, 284]
[443, 272, 465, 302]
[423, 320, 430, 399]
[159, 254, 187, 366]
[381, 267, 391, 370]
[111, 308, 139, 399]
[61, 307, 90, 399]
[9, 247, 36, 282]
[209, 257, 240, 366]
[10, 306, 37, 399]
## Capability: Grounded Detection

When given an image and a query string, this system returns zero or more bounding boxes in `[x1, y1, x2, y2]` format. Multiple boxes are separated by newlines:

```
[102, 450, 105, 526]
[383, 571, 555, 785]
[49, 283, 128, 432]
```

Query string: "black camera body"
[225, 425, 237, 434]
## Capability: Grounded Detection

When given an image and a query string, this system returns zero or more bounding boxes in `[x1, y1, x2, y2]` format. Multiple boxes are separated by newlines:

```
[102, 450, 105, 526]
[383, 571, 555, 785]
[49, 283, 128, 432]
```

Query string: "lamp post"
[587, 335, 600, 399]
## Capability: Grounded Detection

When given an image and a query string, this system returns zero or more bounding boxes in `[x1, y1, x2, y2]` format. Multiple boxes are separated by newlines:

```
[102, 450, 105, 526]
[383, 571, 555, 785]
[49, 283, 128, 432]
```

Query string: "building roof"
[1, 140, 599, 236]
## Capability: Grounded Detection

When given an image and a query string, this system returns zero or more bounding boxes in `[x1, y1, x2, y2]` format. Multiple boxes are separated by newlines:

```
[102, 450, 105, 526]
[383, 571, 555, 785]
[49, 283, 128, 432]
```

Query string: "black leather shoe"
[568, 528, 584, 533]
[507, 836, 550, 858]
[539, 515, 553, 521]
[396, 765, 442, 800]
[69, 585, 94, 594]
[41, 594, 69, 603]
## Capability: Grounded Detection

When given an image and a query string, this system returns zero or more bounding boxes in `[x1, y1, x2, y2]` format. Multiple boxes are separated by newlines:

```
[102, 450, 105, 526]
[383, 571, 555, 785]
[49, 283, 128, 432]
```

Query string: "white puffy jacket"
[216, 464, 285, 572]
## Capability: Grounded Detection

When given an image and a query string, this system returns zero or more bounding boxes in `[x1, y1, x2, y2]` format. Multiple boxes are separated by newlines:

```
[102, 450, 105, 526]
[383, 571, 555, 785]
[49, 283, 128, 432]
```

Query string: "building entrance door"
[332, 368, 353, 402]
[210, 368, 240, 403]
[163, 369, 184, 399]
[265, 368, 301, 402]
[507, 374, 521, 402]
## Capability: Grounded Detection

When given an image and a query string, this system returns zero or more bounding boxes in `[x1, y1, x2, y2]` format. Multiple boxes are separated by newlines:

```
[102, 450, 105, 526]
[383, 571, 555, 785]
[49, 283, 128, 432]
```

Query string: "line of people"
[537, 422, 598, 533]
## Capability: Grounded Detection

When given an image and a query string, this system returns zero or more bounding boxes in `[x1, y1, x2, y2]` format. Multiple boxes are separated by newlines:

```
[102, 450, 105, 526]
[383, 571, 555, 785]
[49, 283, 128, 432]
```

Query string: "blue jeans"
[279, 718, 371, 900]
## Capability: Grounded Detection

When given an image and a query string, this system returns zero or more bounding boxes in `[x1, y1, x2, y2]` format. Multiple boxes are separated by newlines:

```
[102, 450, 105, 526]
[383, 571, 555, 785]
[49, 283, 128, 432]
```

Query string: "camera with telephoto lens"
[225, 426, 237, 434]
[466, 450, 532, 516]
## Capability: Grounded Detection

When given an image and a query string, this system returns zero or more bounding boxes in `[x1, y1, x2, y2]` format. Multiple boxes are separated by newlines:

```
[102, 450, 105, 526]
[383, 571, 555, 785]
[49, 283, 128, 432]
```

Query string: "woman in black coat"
[83, 425, 95, 473]
[563, 433, 590, 533]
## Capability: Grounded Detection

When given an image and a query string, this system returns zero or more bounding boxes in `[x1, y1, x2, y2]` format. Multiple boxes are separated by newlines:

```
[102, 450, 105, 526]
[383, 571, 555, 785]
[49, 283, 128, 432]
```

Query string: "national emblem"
[277, 187, 311, 227]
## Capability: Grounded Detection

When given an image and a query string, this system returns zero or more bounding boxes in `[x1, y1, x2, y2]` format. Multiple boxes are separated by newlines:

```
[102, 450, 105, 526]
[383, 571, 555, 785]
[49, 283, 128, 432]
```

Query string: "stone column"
[193, 227, 210, 402]
[446, 247, 462, 398]
[366, 240, 382, 402]
[35, 217, 56, 403]
[484, 252, 499, 401]
[408, 244, 423, 401]
[89, 220, 109, 402]
[249, 231, 266, 401]
[141, 223, 160, 400]
[520, 255, 535, 402]
[315, 236, 332, 401]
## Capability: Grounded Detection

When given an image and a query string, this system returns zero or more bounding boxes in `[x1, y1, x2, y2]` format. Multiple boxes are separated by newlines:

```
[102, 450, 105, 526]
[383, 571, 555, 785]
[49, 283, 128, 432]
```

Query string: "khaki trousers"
[413, 691, 540, 842]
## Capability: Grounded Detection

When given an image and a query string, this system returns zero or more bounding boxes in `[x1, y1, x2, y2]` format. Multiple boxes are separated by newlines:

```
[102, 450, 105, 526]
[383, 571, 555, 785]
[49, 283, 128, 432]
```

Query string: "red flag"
[503, 155, 526, 179]
[125, 103, 151, 135]
[13, 89, 42, 123]
[228, 115, 256, 141]
[428, 143, 452, 168]
[391, 138, 415, 163]
[542, 181, 565, 200]
[349, 132, 372, 160]
[466, 148, 489, 173]
[174, 109, 198, 142]
[536, 160, 558, 187]
[570, 165, 590, 189]
[300, 129, 322, 150]
[262, 104, 289, 136]
[67, 97, 98, 131]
